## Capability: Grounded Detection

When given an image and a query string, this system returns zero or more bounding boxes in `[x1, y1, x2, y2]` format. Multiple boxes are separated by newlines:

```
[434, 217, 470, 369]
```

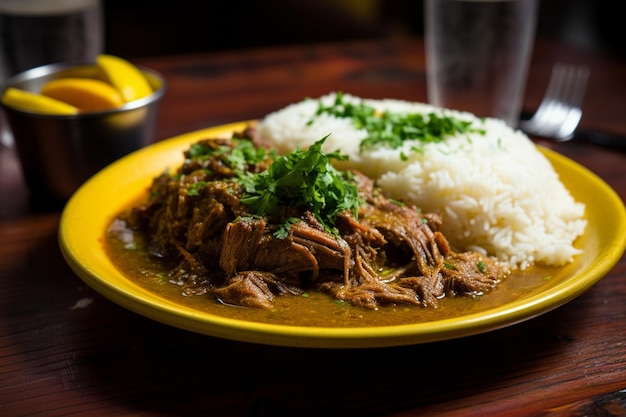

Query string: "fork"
[519, 64, 590, 141]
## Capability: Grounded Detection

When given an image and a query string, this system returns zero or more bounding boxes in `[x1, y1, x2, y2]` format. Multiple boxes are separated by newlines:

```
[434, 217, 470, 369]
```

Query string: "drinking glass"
[424, 0, 538, 127]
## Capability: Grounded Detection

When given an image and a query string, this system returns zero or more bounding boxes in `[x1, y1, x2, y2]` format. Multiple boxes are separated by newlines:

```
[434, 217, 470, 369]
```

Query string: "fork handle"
[573, 130, 626, 152]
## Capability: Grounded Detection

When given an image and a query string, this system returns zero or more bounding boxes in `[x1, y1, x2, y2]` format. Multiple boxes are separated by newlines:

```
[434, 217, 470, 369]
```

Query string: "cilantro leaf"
[238, 135, 360, 236]
[226, 139, 275, 171]
[186, 181, 208, 196]
[311, 92, 485, 153]
[186, 139, 275, 170]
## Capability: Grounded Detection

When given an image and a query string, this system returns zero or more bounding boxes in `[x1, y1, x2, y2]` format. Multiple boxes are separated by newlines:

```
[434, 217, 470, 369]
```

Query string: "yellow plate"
[59, 121, 626, 348]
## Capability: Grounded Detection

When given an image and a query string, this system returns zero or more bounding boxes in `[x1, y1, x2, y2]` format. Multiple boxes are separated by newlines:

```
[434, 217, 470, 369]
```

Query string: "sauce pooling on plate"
[104, 128, 560, 327]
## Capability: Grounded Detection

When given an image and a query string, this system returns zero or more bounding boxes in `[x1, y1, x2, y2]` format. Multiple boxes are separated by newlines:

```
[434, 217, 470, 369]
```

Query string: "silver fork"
[519, 64, 590, 141]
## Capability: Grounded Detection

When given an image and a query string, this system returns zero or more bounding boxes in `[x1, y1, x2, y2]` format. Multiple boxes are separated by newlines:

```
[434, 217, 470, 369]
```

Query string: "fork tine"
[555, 65, 589, 140]
[537, 65, 572, 137]
[519, 65, 566, 136]
[520, 64, 589, 141]
[536, 65, 567, 118]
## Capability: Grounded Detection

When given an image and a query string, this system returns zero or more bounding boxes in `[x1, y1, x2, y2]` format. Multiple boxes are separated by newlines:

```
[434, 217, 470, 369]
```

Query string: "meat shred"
[119, 129, 504, 309]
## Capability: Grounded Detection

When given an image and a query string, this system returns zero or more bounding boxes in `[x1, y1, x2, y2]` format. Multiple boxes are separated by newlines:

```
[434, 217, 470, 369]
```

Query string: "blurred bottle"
[0, 0, 103, 146]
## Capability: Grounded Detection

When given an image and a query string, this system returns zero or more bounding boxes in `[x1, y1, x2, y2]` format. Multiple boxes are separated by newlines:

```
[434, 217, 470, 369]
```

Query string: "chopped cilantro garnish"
[443, 262, 457, 270]
[273, 217, 301, 239]
[187, 139, 275, 170]
[389, 198, 405, 206]
[237, 136, 360, 237]
[187, 181, 208, 196]
[187, 143, 220, 159]
[226, 139, 275, 171]
[311, 92, 485, 153]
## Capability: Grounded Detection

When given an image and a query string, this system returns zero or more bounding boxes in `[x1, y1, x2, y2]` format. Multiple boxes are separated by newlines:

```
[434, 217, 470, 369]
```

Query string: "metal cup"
[0, 61, 166, 208]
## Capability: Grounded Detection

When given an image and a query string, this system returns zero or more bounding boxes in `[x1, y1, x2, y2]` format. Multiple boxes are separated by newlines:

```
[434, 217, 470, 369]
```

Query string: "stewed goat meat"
[118, 130, 504, 309]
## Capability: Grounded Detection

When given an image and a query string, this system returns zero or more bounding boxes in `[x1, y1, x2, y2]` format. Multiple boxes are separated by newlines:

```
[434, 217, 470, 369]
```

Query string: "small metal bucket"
[1, 61, 166, 207]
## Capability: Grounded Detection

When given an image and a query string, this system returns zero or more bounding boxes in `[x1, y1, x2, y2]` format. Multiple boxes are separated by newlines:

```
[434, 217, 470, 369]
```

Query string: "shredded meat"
[120, 130, 504, 309]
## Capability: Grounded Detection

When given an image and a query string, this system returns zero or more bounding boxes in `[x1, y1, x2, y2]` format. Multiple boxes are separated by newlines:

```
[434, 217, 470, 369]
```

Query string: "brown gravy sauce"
[105, 224, 561, 328]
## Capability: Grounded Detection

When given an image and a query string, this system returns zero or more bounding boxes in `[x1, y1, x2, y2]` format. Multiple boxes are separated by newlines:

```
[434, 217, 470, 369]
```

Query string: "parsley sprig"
[311, 92, 485, 152]
[237, 136, 360, 237]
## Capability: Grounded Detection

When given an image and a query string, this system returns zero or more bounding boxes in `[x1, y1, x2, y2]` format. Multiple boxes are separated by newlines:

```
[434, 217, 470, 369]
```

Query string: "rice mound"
[258, 93, 587, 270]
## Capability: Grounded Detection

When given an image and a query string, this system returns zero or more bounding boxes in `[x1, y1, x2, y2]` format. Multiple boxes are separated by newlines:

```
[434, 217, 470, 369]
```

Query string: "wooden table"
[1, 37, 625, 417]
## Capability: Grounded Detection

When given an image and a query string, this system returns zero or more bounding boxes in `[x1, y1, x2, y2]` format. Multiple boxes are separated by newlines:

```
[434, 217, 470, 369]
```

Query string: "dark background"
[102, 0, 624, 59]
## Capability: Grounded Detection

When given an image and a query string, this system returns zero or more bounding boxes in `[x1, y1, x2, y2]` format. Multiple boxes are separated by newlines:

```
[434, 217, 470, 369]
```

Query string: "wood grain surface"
[1, 37, 625, 417]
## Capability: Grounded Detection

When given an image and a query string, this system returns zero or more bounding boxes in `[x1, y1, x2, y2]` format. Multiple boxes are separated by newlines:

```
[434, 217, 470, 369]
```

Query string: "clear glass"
[425, 0, 538, 127]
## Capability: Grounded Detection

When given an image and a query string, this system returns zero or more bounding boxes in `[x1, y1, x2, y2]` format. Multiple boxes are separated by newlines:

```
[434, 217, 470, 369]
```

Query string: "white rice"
[258, 92, 586, 270]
